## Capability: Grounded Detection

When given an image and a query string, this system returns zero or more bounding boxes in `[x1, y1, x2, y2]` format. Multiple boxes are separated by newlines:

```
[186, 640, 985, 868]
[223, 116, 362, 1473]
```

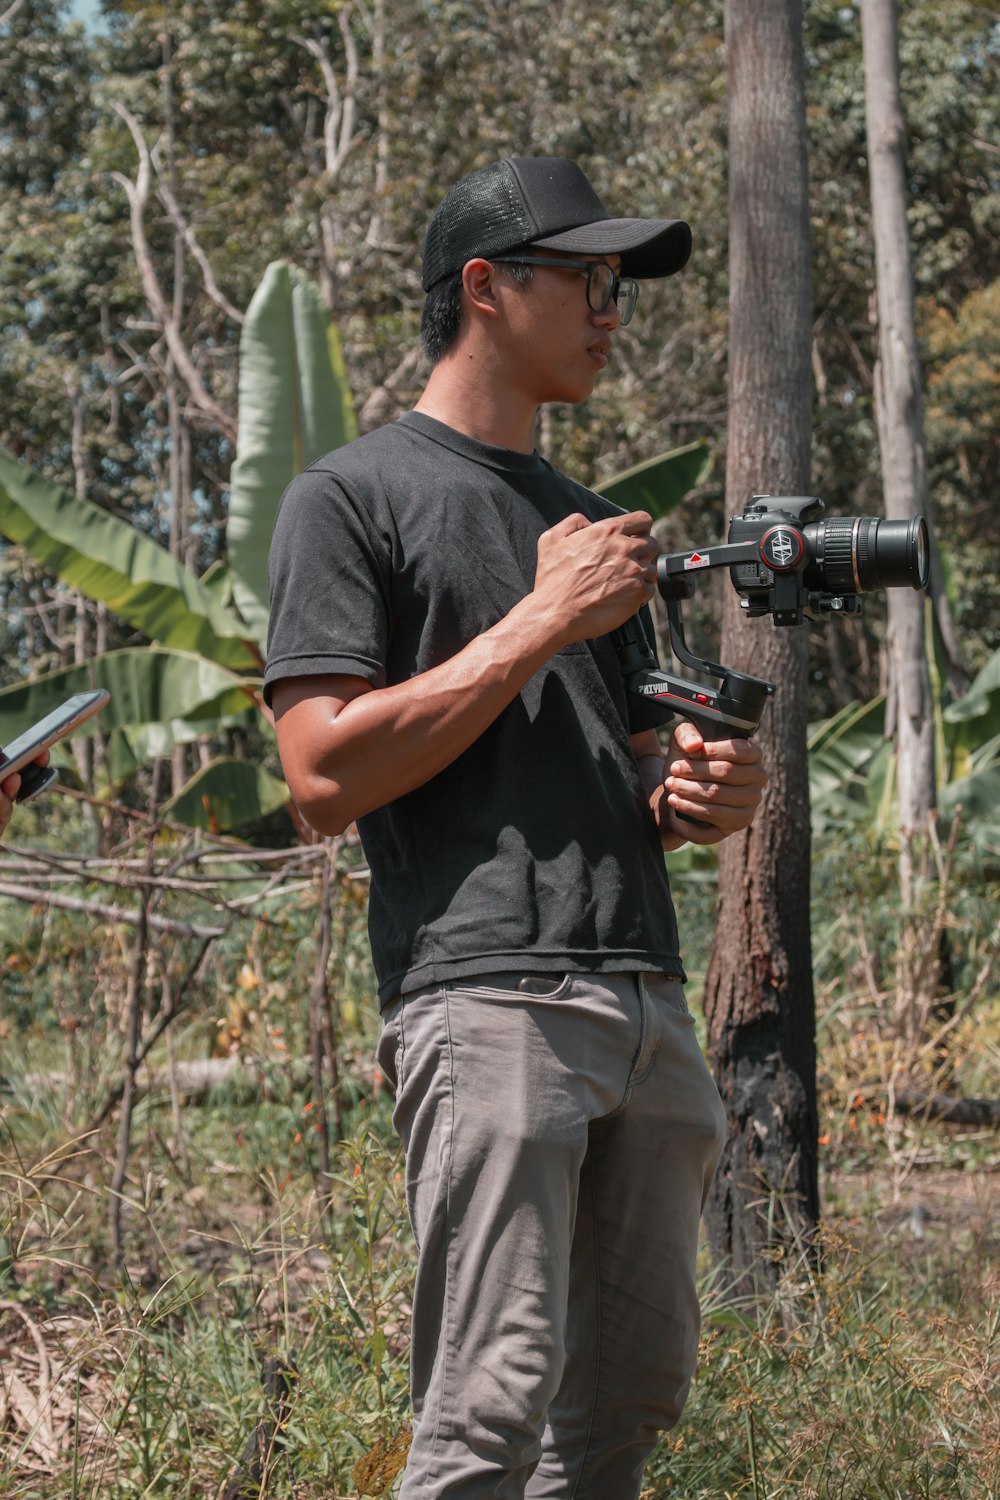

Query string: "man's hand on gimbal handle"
[672, 713, 751, 827]
[658, 720, 767, 847]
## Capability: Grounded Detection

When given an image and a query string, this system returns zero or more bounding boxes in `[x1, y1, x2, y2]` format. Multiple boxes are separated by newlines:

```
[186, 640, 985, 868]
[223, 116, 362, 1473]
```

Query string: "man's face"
[493, 248, 624, 407]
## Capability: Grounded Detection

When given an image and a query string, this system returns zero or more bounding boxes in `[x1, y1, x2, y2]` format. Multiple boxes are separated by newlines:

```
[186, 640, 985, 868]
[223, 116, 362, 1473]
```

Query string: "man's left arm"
[631, 724, 767, 851]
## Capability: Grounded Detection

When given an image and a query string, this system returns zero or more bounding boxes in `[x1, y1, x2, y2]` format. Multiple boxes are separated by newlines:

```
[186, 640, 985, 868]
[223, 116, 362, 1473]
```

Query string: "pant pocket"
[643, 971, 691, 1017]
[447, 972, 572, 1001]
[375, 998, 405, 1094]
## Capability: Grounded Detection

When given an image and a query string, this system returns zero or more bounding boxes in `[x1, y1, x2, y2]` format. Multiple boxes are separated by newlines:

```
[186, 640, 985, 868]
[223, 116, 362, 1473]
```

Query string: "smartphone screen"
[0, 689, 111, 782]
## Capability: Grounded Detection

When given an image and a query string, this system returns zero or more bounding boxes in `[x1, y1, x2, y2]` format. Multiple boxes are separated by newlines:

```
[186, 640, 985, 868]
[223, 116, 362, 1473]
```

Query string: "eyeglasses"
[490, 256, 640, 326]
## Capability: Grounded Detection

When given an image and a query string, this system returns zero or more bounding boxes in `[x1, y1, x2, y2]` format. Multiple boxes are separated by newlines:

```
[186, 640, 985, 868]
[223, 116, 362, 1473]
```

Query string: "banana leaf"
[598, 440, 712, 519]
[102, 710, 261, 784]
[0, 649, 259, 746]
[807, 697, 887, 832]
[161, 756, 291, 833]
[943, 644, 1000, 740]
[0, 449, 260, 674]
[227, 261, 359, 647]
[939, 764, 1000, 846]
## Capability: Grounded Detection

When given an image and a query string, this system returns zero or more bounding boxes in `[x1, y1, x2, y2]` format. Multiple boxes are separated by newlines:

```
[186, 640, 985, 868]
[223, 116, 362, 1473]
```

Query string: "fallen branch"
[13, 1052, 375, 1115]
[892, 1090, 1000, 1127]
[0, 881, 226, 939]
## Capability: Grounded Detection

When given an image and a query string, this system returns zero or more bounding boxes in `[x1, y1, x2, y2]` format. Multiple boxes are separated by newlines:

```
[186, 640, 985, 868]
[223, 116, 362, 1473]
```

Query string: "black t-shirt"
[265, 411, 685, 1005]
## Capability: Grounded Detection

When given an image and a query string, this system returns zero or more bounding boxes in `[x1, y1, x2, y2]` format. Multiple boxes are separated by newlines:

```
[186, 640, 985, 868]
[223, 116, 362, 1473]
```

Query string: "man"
[266, 157, 766, 1499]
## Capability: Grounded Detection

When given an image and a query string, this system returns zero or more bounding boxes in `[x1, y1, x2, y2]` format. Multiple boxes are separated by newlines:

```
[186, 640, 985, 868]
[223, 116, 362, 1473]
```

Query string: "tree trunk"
[861, 0, 938, 908]
[702, 0, 819, 1293]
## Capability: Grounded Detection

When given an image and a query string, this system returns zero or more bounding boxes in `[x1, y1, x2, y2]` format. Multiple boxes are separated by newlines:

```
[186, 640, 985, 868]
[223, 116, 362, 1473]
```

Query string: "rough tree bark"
[861, 0, 938, 909]
[702, 0, 819, 1292]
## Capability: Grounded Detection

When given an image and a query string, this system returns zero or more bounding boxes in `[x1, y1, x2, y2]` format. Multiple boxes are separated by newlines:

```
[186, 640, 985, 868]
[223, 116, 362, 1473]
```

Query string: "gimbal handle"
[613, 613, 772, 742]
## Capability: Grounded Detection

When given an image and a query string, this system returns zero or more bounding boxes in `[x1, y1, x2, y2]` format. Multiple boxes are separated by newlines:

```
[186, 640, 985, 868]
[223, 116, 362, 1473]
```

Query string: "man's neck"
[414, 358, 540, 455]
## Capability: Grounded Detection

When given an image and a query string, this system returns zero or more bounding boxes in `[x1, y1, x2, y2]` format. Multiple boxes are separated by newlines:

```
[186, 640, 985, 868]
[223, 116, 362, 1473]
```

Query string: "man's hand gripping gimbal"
[615, 495, 930, 744]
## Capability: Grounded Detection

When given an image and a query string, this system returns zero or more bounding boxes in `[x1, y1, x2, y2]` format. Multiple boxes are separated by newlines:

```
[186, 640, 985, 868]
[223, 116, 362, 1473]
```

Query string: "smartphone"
[0, 689, 110, 803]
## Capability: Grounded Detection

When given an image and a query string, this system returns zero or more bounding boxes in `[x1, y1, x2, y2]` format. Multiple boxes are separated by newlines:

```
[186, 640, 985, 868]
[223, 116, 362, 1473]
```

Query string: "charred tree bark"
[703, 0, 819, 1292]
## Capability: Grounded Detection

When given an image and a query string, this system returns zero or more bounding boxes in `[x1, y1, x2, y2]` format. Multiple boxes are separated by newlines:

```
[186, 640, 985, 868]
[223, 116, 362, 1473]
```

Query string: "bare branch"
[365, 0, 389, 248]
[150, 151, 245, 326]
[293, 11, 359, 182]
[358, 346, 423, 431]
[0, 880, 226, 939]
[336, 8, 360, 171]
[111, 102, 237, 442]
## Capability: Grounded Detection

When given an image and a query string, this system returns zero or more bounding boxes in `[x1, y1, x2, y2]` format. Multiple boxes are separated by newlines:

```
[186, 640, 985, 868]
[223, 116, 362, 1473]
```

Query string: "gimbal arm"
[613, 543, 775, 743]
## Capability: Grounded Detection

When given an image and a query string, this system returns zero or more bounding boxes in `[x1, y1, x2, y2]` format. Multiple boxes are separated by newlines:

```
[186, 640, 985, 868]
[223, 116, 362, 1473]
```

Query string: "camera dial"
[758, 526, 806, 572]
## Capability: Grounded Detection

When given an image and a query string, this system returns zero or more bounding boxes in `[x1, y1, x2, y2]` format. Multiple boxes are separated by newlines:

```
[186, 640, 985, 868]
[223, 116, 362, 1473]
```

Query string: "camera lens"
[803, 515, 929, 594]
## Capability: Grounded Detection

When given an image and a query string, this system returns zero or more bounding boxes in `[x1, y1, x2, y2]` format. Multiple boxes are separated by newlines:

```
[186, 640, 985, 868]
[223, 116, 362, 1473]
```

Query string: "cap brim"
[530, 218, 692, 279]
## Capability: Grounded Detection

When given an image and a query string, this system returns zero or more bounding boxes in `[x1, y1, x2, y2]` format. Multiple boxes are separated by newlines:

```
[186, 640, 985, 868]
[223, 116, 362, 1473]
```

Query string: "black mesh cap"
[420, 157, 692, 291]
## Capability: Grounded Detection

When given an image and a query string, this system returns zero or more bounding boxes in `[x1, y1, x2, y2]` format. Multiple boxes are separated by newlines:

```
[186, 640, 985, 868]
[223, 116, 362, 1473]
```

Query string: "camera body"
[727, 495, 929, 627]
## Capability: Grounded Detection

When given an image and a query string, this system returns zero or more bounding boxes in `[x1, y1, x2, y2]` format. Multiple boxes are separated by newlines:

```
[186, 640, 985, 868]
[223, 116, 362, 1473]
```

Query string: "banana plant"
[806, 643, 1000, 846]
[0, 262, 356, 831]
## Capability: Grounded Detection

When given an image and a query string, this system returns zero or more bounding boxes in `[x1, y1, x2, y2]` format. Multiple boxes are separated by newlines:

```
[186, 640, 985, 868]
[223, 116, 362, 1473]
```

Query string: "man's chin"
[545, 374, 601, 406]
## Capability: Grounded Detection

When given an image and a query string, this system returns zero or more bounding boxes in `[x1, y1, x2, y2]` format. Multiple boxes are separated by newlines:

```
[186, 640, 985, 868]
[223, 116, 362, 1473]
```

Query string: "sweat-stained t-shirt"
[265, 411, 685, 1007]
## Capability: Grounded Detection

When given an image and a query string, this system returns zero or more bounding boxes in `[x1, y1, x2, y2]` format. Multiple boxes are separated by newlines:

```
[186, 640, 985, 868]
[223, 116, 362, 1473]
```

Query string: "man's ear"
[461, 258, 501, 318]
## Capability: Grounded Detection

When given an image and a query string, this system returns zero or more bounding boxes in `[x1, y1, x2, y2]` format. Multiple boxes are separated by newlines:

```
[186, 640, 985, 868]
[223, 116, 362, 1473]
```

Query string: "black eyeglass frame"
[489, 256, 640, 325]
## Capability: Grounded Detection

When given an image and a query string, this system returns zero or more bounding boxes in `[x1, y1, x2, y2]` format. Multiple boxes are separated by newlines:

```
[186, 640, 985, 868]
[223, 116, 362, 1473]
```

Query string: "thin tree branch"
[0, 882, 226, 939]
[110, 102, 237, 441]
[151, 157, 245, 326]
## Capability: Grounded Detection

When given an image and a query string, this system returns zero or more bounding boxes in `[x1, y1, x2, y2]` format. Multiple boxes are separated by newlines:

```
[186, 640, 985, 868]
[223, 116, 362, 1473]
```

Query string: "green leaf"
[866, 740, 896, 833]
[939, 764, 1000, 844]
[598, 440, 712, 519]
[943, 644, 1000, 729]
[807, 697, 887, 833]
[161, 756, 290, 832]
[369, 1326, 388, 1374]
[102, 711, 261, 786]
[808, 695, 886, 759]
[0, 649, 259, 746]
[227, 261, 359, 646]
[0, 449, 260, 673]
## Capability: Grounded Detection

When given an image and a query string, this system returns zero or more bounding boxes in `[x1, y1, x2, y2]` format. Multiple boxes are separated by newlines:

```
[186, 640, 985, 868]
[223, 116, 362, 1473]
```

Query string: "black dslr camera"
[615, 495, 929, 743]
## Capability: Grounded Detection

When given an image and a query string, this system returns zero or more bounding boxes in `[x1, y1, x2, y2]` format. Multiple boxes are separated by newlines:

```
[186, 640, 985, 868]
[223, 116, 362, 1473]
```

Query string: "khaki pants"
[376, 970, 726, 1499]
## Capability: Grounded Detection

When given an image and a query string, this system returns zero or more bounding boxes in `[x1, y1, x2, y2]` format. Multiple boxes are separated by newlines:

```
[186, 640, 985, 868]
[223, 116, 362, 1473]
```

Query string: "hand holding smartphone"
[0, 689, 110, 804]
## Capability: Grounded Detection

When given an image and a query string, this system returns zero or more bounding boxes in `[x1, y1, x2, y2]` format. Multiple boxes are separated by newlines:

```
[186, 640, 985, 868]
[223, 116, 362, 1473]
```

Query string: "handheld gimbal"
[615, 494, 930, 743]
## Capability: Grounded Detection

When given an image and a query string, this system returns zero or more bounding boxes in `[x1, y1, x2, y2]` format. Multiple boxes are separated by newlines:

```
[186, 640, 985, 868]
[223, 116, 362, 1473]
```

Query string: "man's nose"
[592, 297, 620, 331]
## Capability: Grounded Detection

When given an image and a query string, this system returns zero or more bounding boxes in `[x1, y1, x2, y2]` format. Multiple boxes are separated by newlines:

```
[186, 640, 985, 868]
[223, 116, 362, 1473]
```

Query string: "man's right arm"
[272, 510, 658, 836]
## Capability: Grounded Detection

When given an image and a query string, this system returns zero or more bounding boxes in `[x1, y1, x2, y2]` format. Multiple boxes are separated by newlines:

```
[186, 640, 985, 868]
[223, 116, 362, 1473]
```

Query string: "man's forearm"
[278, 594, 570, 836]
